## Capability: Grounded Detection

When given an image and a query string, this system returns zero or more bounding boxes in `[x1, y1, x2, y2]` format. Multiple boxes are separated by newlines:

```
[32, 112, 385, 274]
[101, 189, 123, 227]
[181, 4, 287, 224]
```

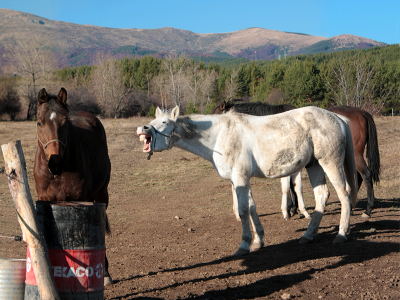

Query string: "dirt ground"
[0, 116, 399, 300]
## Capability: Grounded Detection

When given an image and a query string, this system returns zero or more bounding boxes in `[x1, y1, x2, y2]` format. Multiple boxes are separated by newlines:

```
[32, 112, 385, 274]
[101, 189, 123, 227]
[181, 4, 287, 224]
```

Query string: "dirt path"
[0, 116, 399, 299]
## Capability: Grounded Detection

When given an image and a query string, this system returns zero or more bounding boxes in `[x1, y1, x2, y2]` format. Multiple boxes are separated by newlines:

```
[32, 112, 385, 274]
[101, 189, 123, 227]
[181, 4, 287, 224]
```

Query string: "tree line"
[1, 36, 399, 120]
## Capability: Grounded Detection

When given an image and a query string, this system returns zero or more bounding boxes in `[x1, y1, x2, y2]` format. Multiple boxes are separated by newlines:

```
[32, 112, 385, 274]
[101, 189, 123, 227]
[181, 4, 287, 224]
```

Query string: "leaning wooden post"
[1, 140, 60, 300]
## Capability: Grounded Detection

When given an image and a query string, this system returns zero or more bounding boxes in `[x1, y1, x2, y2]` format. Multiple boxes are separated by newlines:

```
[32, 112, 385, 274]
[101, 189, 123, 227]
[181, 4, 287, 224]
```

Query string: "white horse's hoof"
[361, 212, 370, 218]
[104, 276, 113, 286]
[282, 212, 290, 221]
[250, 242, 264, 252]
[234, 248, 250, 257]
[333, 236, 347, 244]
[299, 237, 313, 244]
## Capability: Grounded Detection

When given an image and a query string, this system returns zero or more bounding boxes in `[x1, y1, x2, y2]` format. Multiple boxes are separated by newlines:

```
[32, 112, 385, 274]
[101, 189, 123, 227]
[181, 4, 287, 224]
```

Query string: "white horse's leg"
[322, 164, 352, 243]
[232, 177, 253, 256]
[300, 162, 330, 244]
[280, 176, 291, 220]
[292, 171, 311, 219]
[231, 183, 240, 221]
[248, 188, 265, 251]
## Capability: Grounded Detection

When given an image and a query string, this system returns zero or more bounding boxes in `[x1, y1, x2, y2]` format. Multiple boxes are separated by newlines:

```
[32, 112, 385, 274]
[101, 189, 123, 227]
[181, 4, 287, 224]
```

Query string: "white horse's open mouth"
[139, 134, 152, 152]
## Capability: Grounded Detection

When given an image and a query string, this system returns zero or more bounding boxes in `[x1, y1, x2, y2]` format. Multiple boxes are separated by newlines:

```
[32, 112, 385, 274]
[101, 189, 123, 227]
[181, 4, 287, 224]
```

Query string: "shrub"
[67, 88, 101, 115]
[0, 77, 21, 120]
[204, 101, 217, 115]
[185, 102, 199, 114]
[148, 104, 156, 117]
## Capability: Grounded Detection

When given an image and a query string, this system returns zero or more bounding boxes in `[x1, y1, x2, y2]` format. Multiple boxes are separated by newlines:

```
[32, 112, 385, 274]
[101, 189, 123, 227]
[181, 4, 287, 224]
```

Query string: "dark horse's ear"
[57, 87, 67, 105]
[38, 88, 48, 105]
[220, 101, 226, 110]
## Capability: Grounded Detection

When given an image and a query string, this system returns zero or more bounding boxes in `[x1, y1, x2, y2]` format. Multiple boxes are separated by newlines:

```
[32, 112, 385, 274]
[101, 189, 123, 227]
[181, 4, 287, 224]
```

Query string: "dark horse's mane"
[224, 100, 295, 116]
[44, 93, 70, 115]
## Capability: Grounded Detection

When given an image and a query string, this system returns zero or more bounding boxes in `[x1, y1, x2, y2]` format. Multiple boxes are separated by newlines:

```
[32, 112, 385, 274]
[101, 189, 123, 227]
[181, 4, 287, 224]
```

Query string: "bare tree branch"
[325, 55, 393, 115]
[91, 54, 133, 118]
[6, 35, 56, 119]
[163, 53, 187, 107]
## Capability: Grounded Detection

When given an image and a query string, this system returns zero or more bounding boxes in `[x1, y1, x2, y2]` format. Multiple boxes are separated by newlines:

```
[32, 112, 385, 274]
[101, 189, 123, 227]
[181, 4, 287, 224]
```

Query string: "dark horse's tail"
[362, 110, 380, 183]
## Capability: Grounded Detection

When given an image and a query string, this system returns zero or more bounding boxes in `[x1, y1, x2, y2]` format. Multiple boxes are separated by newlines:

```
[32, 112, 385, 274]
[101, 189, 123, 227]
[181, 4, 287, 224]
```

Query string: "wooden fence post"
[1, 140, 60, 300]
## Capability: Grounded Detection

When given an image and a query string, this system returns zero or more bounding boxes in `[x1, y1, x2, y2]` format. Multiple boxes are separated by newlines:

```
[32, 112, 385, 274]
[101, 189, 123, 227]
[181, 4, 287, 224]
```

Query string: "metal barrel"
[0, 258, 26, 300]
[25, 201, 106, 300]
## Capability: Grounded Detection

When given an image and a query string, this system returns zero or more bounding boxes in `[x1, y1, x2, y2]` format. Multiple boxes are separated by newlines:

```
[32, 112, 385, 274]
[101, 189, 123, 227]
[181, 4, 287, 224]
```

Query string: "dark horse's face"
[36, 88, 69, 176]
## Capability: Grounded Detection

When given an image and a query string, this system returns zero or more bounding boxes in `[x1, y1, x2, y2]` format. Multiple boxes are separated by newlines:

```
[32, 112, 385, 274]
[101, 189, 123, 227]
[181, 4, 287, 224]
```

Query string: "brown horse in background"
[33, 87, 113, 285]
[327, 106, 380, 217]
[213, 100, 380, 217]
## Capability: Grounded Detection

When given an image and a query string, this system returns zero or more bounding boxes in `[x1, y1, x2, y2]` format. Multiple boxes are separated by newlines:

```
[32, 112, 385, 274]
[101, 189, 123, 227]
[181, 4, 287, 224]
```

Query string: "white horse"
[137, 106, 358, 256]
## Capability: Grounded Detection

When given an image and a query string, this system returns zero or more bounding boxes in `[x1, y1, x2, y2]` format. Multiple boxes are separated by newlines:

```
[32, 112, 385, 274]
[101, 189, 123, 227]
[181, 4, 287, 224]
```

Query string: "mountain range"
[0, 8, 388, 67]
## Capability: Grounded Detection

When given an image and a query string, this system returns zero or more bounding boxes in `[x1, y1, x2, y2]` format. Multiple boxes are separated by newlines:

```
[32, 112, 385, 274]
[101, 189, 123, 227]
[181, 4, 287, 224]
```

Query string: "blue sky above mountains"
[4, 0, 399, 45]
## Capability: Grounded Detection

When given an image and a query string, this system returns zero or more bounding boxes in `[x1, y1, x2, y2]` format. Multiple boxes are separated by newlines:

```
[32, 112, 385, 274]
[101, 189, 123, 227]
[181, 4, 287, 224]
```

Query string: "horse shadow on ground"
[285, 197, 400, 219]
[109, 217, 399, 300]
[357, 197, 400, 209]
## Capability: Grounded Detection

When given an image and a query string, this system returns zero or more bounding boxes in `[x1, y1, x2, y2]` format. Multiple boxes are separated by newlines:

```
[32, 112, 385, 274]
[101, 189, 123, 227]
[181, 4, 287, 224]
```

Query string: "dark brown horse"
[212, 100, 380, 217]
[34, 87, 113, 285]
[327, 106, 380, 217]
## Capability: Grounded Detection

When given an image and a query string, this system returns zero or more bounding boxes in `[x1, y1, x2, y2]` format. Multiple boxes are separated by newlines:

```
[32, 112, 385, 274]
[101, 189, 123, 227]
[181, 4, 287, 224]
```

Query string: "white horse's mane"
[157, 108, 170, 116]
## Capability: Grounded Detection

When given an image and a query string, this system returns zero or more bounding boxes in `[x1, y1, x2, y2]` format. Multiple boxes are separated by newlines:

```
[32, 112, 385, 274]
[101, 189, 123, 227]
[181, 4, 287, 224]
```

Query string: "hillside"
[0, 8, 387, 66]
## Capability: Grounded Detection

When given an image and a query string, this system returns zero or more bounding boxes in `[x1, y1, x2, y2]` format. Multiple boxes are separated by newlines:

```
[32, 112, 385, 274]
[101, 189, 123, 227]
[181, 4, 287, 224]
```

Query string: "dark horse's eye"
[37, 122, 43, 127]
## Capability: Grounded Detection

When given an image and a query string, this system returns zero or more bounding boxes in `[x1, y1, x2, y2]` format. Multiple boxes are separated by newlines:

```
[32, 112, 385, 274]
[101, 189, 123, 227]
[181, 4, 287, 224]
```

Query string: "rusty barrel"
[0, 258, 26, 300]
[25, 201, 106, 300]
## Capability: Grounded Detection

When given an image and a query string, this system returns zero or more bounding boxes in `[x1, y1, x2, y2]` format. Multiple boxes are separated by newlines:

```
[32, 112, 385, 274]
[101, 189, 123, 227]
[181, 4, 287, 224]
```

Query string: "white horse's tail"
[340, 117, 358, 208]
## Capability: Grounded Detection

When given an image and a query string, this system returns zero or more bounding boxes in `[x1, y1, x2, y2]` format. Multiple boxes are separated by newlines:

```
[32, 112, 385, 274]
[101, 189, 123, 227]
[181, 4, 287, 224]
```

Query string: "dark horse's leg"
[95, 177, 113, 286]
[104, 254, 112, 285]
[104, 241, 113, 286]
[354, 153, 375, 218]
[289, 178, 298, 216]
[353, 172, 363, 216]
[359, 161, 375, 218]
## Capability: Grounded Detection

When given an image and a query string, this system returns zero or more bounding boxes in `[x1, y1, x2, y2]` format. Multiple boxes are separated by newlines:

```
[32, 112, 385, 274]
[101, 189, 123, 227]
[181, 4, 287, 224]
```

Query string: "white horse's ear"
[155, 107, 162, 118]
[171, 105, 180, 120]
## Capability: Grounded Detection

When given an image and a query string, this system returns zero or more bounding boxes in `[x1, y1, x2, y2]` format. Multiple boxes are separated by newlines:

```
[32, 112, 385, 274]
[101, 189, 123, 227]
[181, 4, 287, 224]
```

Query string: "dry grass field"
[0, 115, 399, 299]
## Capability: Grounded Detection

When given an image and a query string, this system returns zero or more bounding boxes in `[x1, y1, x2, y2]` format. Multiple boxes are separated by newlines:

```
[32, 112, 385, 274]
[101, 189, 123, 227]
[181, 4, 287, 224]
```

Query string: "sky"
[2, 0, 399, 45]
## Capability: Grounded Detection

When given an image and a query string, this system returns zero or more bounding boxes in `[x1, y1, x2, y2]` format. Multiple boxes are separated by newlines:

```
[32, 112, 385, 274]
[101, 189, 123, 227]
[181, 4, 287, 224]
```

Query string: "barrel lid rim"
[0, 258, 27, 262]
[35, 201, 106, 207]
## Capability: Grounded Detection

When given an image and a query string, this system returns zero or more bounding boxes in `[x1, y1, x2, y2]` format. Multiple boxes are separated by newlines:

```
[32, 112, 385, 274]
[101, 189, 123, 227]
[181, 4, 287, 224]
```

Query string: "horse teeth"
[139, 135, 145, 141]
